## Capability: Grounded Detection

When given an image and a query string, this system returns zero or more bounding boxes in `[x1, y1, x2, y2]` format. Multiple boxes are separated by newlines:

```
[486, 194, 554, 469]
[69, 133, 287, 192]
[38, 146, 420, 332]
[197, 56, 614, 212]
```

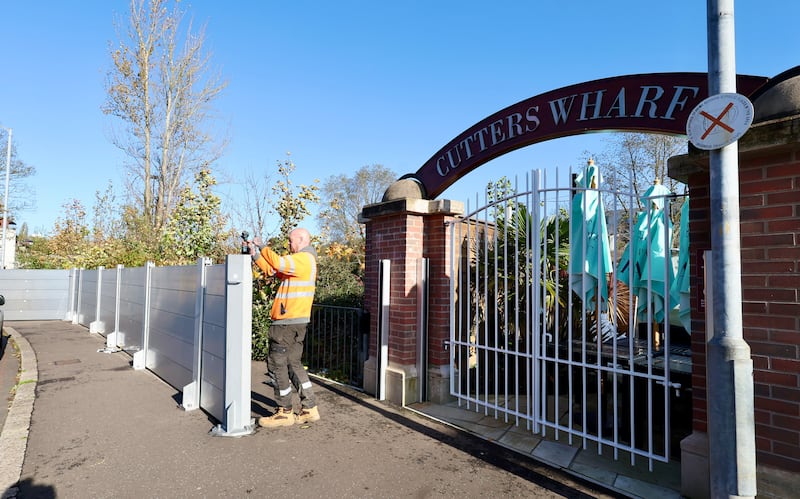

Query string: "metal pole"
[377, 259, 390, 401]
[705, 1, 757, 497]
[416, 257, 429, 403]
[2, 128, 11, 269]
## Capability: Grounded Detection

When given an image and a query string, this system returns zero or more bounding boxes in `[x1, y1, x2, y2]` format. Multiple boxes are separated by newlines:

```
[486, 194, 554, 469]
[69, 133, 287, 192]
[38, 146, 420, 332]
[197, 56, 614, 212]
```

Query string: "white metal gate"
[447, 168, 691, 468]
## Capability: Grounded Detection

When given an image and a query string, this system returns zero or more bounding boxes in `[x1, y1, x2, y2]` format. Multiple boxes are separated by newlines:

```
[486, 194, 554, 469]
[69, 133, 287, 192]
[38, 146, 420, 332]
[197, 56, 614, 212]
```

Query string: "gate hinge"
[442, 340, 450, 351]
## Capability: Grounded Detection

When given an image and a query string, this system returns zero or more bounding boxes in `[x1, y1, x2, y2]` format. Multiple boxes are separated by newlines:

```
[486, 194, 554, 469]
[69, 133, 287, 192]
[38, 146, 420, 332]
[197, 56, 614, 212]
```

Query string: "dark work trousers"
[268, 323, 317, 411]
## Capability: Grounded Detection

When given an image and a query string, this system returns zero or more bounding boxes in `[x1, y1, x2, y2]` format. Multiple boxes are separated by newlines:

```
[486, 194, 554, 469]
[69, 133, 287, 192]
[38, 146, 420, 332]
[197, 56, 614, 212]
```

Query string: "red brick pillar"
[360, 180, 462, 405]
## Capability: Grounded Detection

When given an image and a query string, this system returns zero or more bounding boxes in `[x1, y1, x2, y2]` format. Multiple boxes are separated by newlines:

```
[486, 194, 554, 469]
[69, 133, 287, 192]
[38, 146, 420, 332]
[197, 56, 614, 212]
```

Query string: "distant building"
[0, 219, 17, 269]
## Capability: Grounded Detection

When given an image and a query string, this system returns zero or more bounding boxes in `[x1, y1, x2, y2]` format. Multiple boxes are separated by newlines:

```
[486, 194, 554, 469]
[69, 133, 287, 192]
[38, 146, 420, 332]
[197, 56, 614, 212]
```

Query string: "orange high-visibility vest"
[254, 245, 317, 324]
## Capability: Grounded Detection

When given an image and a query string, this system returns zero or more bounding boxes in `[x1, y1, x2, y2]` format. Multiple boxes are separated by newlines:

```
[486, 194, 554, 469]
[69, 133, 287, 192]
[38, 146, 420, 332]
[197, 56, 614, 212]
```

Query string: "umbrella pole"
[653, 322, 661, 351]
[596, 299, 602, 343]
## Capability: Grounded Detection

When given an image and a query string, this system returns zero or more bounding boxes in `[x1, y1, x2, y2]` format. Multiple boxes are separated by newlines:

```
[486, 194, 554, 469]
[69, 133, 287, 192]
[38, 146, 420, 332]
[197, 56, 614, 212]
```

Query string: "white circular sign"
[686, 93, 754, 150]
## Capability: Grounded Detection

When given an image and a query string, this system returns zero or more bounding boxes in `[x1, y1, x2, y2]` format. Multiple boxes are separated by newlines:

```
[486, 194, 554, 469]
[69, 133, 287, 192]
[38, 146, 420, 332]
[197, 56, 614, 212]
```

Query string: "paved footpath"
[1, 321, 623, 499]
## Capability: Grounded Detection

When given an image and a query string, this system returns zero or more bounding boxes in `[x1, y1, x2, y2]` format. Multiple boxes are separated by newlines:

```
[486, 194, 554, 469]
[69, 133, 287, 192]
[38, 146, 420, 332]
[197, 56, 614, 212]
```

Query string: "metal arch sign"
[686, 93, 754, 150]
[411, 72, 768, 199]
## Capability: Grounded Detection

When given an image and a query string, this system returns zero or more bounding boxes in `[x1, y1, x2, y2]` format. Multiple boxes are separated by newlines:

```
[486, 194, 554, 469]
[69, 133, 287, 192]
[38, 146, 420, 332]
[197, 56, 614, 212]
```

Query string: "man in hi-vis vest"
[249, 227, 320, 427]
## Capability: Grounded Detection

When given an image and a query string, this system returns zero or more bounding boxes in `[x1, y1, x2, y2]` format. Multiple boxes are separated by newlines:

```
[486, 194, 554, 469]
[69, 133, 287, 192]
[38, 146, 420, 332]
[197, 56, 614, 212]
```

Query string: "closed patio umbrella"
[616, 180, 675, 326]
[670, 198, 691, 333]
[569, 160, 615, 339]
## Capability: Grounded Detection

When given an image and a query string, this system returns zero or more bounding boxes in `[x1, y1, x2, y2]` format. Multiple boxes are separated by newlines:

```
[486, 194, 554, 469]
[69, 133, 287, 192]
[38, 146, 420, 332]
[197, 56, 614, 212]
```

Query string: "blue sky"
[1, 1, 797, 236]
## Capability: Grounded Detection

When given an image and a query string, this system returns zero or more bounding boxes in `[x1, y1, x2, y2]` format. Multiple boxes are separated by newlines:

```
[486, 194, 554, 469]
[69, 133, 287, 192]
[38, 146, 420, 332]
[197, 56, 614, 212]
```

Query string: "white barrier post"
[377, 259, 390, 401]
[182, 257, 211, 411]
[133, 262, 154, 370]
[89, 266, 104, 334]
[73, 269, 83, 325]
[65, 268, 78, 321]
[210, 254, 255, 437]
[98, 265, 123, 353]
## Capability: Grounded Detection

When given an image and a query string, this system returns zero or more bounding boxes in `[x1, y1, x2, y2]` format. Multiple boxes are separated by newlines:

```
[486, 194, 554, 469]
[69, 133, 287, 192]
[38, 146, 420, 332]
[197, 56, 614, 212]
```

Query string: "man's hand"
[248, 237, 264, 258]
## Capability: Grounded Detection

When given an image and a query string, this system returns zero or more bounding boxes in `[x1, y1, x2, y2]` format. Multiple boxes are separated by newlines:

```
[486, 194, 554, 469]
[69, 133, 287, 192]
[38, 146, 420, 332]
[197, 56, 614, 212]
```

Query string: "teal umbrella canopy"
[670, 199, 691, 332]
[569, 160, 613, 311]
[616, 182, 675, 324]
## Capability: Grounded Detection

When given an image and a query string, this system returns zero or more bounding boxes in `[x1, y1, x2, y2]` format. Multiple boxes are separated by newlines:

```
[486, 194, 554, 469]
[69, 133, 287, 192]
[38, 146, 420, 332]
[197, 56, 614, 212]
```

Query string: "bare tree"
[317, 164, 397, 244]
[235, 168, 274, 242]
[103, 0, 227, 231]
[0, 129, 37, 220]
[595, 132, 687, 216]
[590, 132, 688, 252]
[235, 154, 320, 246]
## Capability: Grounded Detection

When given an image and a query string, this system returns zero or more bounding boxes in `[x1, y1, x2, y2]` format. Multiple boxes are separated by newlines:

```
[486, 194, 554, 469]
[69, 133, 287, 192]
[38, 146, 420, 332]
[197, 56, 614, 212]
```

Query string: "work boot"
[296, 406, 320, 424]
[258, 407, 296, 428]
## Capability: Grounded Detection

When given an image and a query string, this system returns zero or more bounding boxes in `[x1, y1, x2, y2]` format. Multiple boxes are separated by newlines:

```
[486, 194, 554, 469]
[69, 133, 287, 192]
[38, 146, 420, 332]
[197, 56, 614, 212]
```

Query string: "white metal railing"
[447, 168, 691, 469]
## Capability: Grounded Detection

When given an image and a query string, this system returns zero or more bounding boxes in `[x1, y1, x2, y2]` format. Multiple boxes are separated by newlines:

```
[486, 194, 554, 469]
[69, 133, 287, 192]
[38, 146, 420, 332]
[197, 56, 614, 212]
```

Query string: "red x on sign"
[699, 102, 735, 139]
[686, 93, 754, 150]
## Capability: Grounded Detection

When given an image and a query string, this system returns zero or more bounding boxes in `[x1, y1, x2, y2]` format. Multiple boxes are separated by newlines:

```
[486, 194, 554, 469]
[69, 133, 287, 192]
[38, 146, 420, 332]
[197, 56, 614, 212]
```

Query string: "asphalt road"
[2, 321, 622, 499]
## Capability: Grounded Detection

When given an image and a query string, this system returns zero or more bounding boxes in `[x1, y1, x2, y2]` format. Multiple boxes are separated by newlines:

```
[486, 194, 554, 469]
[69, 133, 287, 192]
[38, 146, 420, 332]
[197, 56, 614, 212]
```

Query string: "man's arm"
[248, 238, 277, 277]
[253, 246, 283, 277]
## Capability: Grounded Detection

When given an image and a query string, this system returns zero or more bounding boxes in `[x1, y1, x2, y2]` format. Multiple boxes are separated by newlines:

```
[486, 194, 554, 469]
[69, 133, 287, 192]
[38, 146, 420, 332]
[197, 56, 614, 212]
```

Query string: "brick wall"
[364, 213, 424, 366]
[686, 173, 711, 434]
[423, 214, 457, 367]
[363, 203, 459, 371]
[688, 142, 800, 473]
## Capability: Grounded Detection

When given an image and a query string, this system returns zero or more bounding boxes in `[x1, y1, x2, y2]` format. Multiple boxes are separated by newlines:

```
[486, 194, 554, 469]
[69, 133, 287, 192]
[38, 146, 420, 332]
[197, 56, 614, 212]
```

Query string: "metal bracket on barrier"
[209, 418, 256, 438]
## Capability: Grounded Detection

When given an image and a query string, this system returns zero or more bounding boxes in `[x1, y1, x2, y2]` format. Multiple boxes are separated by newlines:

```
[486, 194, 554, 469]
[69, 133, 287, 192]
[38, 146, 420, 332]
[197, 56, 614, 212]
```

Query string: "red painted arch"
[411, 72, 768, 199]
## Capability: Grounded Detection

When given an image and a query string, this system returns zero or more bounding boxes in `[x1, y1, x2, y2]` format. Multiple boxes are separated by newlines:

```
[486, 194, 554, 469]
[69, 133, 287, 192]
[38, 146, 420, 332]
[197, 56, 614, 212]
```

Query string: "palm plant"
[467, 194, 571, 350]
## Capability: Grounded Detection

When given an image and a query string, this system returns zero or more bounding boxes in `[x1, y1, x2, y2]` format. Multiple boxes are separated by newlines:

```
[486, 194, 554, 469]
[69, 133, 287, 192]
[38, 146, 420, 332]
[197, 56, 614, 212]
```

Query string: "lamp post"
[705, 1, 756, 497]
[2, 127, 11, 269]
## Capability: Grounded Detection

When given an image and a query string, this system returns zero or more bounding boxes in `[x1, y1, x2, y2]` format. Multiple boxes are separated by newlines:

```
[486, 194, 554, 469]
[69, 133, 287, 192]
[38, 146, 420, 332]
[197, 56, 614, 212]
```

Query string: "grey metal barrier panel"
[117, 266, 148, 355]
[146, 265, 199, 391]
[0, 269, 71, 320]
[199, 263, 226, 421]
[96, 266, 119, 336]
[77, 268, 99, 328]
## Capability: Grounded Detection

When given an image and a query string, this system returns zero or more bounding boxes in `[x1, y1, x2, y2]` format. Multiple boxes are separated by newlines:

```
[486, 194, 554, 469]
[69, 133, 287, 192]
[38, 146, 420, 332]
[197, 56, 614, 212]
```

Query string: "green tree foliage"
[250, 272, 275, 361]
[16, 235, 55, 269]
[271, 155, 319, 248]
[116, 206, 161, 266]
[160, 169, 234, 265]
[45, 200, 90, 269]
[315, 242, 364, 308]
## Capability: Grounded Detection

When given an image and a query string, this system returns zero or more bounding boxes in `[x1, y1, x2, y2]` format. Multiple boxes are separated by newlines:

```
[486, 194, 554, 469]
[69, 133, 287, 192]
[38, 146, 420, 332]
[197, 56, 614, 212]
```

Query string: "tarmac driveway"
[5, 321, 619, 498]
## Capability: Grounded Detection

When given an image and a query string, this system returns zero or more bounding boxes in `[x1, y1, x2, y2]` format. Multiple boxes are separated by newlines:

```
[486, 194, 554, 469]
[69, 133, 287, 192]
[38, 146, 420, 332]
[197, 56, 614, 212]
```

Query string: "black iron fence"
[305, 305, 368, 389]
